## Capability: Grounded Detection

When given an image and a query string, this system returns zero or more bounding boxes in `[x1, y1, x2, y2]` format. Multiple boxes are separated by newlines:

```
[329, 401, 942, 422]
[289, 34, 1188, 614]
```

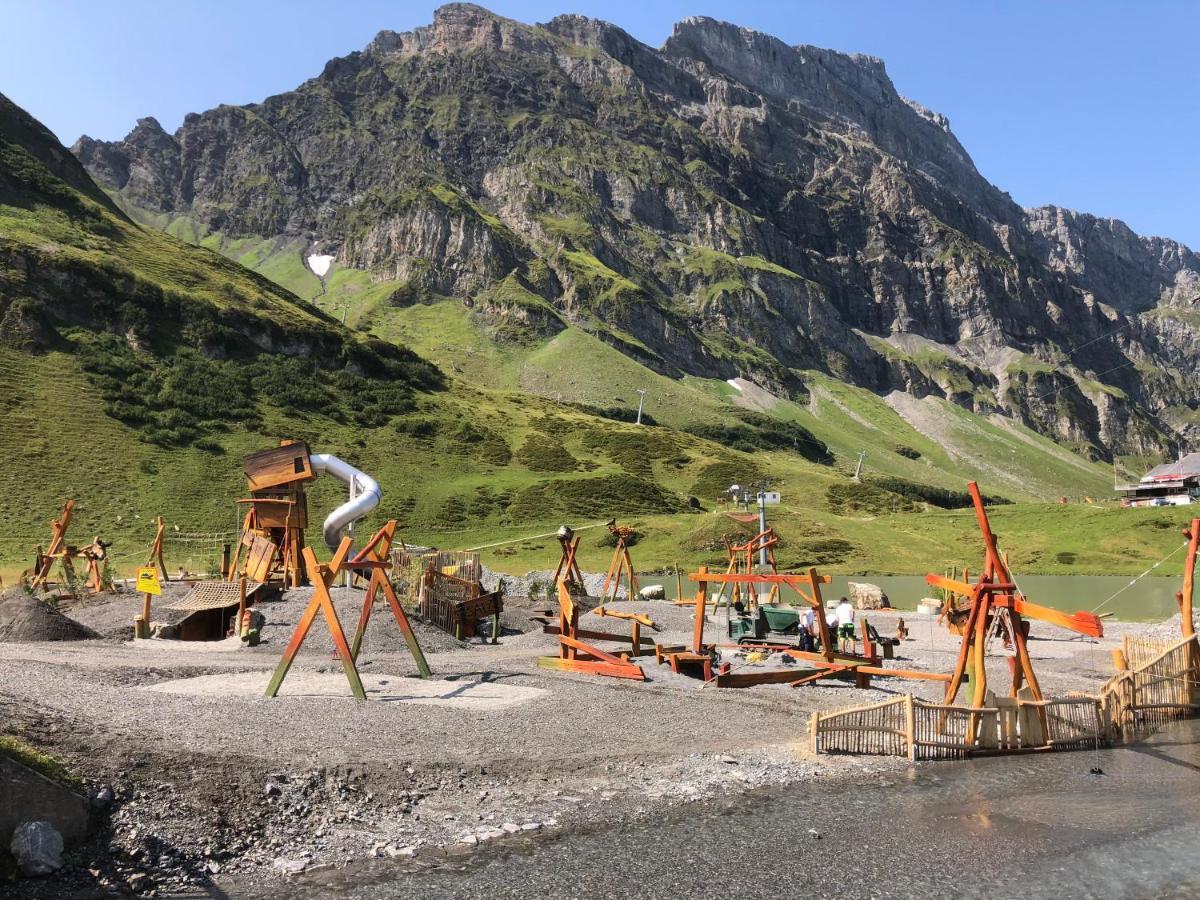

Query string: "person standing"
[836, 596, 856, 654]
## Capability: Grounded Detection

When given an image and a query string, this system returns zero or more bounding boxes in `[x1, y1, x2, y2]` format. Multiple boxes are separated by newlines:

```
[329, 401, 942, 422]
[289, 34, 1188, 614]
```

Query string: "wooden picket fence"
[812, 693, 1107, 760]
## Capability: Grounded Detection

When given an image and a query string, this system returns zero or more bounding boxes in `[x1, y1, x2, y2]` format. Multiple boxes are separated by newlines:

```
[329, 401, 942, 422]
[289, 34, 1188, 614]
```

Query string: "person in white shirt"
[835, 597, 856, 654]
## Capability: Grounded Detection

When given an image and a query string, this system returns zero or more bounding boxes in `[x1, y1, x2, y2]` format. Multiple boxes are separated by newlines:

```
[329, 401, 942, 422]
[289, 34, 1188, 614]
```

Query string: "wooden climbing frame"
[265, 522, 430, 699]
[924, 482, 1103, 711]
[600, 519, 638, 602]
[28, 499, 109, 594]
[538, 536, 645, 680]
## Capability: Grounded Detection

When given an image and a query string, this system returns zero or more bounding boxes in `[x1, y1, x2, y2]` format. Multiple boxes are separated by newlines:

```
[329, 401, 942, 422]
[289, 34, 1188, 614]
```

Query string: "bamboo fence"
[813, 694, 1107, 760]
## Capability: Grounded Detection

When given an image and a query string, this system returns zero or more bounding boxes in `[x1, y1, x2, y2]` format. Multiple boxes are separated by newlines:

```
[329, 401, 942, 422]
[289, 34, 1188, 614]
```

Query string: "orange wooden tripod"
[600, 519, 638, 602]
[925, 482, 1103, 707]
[553, 526, 584, 587]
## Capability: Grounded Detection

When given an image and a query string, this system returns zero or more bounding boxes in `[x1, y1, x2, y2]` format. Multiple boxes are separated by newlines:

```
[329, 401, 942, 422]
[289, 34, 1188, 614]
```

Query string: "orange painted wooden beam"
[689, 572, 832, 585]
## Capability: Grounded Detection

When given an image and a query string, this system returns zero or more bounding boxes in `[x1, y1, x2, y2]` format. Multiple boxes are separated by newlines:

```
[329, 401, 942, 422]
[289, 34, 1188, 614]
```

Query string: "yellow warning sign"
[136, 567, 161, 596]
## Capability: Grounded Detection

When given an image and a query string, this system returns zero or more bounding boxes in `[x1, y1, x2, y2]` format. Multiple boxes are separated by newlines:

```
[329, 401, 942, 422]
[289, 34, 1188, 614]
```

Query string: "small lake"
[821, 573, 1181, 622]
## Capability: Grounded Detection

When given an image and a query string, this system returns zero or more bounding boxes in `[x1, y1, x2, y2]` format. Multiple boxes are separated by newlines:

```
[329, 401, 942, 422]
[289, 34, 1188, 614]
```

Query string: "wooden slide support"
[265, 538, 364, 699]
[538, 537, 645, 680]
[346, 520, 430, 677]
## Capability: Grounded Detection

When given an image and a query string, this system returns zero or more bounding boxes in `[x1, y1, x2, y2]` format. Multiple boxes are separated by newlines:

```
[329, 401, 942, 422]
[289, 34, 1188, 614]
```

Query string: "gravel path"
[0, 582, 1164, 897]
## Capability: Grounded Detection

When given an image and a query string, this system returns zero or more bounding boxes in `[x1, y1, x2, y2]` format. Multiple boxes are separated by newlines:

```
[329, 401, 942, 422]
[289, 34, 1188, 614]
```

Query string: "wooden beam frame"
[265, 537, 366, 699]
[346, 520, 431, 677]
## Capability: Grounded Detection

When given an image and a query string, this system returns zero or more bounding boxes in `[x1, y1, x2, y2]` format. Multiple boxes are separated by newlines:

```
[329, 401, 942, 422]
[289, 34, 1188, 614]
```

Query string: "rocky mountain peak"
[368, 3, 547, 59]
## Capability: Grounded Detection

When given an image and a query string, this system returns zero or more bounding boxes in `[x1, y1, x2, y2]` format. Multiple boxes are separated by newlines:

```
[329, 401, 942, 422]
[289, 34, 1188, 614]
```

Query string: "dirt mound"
[0, 589, 99, 642]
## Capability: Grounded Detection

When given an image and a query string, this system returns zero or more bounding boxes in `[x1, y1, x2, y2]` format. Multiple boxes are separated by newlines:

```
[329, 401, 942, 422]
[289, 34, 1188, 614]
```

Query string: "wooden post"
[146, 516, 168, 583]
[905, 694, 916, 761]
[809, 567, 834, 663]
[675, 562, 683, 605]
[1180, 518, 1198, 639]
[236, 576, 247, 639]
[692, 566, 708, 654]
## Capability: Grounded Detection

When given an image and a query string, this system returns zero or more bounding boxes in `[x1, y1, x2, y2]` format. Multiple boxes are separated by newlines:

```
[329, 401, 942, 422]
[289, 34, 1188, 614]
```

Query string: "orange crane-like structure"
[925, 482, 1104, 707]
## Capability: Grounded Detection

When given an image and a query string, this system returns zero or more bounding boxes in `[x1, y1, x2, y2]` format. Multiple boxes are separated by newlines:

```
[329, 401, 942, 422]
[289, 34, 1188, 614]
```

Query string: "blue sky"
[2, 1, 1196, 246]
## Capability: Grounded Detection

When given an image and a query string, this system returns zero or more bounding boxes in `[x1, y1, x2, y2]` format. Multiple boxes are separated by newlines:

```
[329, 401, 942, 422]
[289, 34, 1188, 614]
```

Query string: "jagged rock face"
[71, 2, 1200, 457]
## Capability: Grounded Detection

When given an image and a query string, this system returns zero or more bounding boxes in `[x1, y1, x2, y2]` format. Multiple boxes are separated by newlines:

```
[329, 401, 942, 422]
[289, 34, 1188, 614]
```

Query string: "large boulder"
[10, 820, 63, 876]
[0, 756, 90, 851]
[849, 581, 890, 610]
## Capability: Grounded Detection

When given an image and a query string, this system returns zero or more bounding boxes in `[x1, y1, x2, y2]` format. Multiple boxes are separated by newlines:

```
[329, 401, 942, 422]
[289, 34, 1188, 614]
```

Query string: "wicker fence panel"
[810, 697, 911, 758]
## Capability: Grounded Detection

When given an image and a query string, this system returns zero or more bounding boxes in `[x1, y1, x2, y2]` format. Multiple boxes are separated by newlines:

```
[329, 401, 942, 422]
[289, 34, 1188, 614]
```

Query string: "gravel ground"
[0, 580, 1167, 897]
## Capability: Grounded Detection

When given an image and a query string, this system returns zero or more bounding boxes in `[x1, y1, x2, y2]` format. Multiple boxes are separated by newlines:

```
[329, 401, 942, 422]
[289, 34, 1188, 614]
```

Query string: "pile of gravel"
[0, 589, 99, 642]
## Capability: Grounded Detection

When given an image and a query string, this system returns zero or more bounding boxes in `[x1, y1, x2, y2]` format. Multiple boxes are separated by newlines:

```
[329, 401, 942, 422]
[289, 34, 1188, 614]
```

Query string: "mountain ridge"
[71, 3, 1200, 460]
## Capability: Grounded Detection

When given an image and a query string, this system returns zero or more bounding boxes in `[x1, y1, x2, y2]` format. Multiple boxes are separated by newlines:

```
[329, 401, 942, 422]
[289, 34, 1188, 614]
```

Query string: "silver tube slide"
[310, 453, 382, 551]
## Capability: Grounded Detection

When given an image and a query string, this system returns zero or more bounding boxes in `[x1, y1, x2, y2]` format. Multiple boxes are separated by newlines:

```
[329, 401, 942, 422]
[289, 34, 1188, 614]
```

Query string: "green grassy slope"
[1, 341, 1192, 584]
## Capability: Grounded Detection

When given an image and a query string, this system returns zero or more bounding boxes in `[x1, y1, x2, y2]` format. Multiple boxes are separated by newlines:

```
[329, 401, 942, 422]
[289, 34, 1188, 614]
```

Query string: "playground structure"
[228, 441, 382, 588]
[925, 482, 1104, 707]
[28, 499, 111, 595]
[265, 520, 430, 699]
[675, 526, 782, 610]
[719, 527, 782, 609]
[660, 567, 945, 688]
[417, 550, 503, 642]
[537, 531, 646, 680]
[810, 486, 1198, 760]
[599, 519, 638, 602]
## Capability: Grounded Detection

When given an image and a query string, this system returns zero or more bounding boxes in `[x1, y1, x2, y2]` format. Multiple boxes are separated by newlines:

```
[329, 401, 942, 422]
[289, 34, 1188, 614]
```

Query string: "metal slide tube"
[310, 453, 382, 551]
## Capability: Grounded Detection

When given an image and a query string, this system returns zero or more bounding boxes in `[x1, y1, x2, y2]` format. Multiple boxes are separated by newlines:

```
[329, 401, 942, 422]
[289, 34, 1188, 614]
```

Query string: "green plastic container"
[761, 606, 801, 633]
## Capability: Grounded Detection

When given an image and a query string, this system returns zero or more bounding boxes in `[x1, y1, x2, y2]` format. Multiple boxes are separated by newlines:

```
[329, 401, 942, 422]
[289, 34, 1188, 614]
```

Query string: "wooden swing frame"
[29, 499, 108, 595]
[265, 520, 430, 699]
